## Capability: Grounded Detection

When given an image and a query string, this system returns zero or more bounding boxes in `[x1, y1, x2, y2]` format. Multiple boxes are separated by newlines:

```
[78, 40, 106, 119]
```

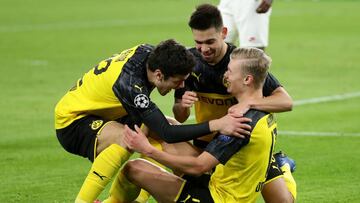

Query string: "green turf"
[1, 0, 360, 202]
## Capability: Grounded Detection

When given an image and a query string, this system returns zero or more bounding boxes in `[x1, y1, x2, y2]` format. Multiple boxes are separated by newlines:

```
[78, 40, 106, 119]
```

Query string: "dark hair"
[147, 39, 195, 80]
[188, 4, 223, 31]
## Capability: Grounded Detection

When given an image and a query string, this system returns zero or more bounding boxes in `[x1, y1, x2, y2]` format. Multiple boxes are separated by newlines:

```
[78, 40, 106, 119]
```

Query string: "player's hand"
[123, 125, 153, 155]
[180, 91, 198, 108]
[228, 102, 251, 117]
[256, 0, 273, 13]
[217, 114, 252, 138]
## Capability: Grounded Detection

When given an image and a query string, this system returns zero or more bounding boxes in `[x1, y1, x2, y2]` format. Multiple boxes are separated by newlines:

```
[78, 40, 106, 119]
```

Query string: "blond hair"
[230, 47, 272, 89]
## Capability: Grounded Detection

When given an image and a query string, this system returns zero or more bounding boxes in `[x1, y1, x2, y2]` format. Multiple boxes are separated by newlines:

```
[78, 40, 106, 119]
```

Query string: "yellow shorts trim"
[174, 180, 187, 202]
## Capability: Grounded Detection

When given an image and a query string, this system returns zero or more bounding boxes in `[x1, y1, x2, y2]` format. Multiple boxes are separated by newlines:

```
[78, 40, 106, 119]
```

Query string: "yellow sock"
[103, 169, 140, 203]
[281, 163, 297, 200]
[133, 190, 151, 203]
[75, 144, 131, 203]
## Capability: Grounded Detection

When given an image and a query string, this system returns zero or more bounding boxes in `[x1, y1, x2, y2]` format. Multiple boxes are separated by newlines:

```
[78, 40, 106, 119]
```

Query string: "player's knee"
[268, 193, 294, 203]
[281, 195, 294, 203]
[123, 159, 147, 184]
[97, 122, 126, 153]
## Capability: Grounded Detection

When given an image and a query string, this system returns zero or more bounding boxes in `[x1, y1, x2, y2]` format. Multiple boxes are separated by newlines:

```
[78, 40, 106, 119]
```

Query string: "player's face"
[192, 27, 227, 65]
[156, 74, 189, 96]
[224, 59, 244, 95]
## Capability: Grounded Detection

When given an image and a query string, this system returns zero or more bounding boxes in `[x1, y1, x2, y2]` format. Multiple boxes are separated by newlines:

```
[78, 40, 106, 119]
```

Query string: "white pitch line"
[279, 130, 360, 137]
[187, 91, 360, 136]
[188, 91, 360, 121]
[294, 91, 360, 106]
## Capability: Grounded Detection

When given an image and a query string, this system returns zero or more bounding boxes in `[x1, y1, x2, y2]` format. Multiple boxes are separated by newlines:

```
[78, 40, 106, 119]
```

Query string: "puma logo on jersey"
[179, 194, 200, 202]
[272, 165, 279, 170]
[191, 72, 201, 82]
[134, 85, 143, 92]
[93, 171, 107, 180]
[179, 194, 191, 202]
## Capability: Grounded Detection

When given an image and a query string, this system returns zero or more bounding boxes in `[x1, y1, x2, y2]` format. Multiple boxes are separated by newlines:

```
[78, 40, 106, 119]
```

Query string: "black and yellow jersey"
[55, 44, 154, 129]
[175, 43, 281, 142]
[205, 110, 277, 203]
[55, 44, 211, 143]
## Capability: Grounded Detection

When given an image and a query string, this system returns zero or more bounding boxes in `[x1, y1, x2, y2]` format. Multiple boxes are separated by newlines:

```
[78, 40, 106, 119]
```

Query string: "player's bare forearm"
[145, 148, 216, 176]
[251, 87, 293, 113]
[124, 124, 215, 176]
[172, 102, 190, 123]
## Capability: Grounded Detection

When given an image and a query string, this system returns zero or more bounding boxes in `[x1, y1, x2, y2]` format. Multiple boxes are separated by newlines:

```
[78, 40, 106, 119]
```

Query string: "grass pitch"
[1, 0, 359, 202]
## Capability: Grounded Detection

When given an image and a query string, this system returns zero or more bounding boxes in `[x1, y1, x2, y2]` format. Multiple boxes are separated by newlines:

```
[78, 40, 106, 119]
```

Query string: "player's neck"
[146, 66, 156, 87]
[209, 42, 228, 65]
[235, 88, 263, 105]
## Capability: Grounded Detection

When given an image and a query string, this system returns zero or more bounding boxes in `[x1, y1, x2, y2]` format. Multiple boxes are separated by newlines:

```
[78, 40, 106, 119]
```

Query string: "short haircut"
[188, 3, 223, 31]
[147, 39, 195, 80]
[230, 48, 272, 89]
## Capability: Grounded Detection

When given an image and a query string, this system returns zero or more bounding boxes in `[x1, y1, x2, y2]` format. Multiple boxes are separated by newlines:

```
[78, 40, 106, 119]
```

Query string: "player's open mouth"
[201, 49, 213, 56]
[202, 54, 214, 61]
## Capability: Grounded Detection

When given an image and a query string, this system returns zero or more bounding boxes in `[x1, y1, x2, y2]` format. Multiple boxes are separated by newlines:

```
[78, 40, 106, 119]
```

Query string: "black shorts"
[266, 156, 284, 182]
[56, 116, 108, 162]
[176, 174, 214, 203]
[193, 139, 210, 149]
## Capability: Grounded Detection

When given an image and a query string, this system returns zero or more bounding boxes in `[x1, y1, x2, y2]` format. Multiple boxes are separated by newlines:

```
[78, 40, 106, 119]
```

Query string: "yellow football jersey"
[55, 44, 154, 129]
[205, 111, 277, 203]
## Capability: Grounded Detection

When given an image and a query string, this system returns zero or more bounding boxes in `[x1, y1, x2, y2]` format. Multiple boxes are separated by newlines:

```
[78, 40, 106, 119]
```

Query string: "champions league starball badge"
[134, 94, 149, 108]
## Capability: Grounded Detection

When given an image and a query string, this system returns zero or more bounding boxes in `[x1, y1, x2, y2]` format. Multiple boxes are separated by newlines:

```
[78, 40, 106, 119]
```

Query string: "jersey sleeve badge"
[134, 94, 150, 108]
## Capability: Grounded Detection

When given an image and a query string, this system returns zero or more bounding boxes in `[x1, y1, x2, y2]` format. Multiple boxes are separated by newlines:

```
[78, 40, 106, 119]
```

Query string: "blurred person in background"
[218, 0, 273, 50]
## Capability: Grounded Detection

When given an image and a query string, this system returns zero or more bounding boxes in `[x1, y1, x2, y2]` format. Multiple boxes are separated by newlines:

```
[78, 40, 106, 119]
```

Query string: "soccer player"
[117, 47, 280, 203]
[54, 39, 250, 203]
[172, 4, 296, 202]
[218, 0, 273, 50]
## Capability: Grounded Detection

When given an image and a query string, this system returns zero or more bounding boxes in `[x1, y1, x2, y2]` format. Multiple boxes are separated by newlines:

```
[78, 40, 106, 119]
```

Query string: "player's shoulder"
[224, 43, 236, 58]
[227, 43, 237, 51]
[130, 44, 153, 62]
[114, 44, 152, 104]
[187, 47, 207, 70]
[118, 72, 151, 98]
[244, 109, 269, 128]
[137, 43, 154, 53]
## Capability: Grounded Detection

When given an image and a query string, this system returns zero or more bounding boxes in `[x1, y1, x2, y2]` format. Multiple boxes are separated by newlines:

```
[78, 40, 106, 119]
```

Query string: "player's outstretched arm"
[123, 125, 219, 176]
[229, 87, 293, 116]
[143, 107, 251, 143]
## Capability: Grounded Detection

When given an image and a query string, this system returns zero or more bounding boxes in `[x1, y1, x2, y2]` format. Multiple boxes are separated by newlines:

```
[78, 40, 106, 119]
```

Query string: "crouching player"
[106, 48, 293, 202]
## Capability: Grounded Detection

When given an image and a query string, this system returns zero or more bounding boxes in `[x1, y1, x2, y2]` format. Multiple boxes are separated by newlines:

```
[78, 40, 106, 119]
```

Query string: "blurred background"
[1, 0, 359, 202]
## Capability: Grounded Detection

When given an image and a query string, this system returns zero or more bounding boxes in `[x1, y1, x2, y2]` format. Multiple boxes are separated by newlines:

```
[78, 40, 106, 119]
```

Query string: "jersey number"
[70, 48, 133, 91]
[94, 58, 112, 75]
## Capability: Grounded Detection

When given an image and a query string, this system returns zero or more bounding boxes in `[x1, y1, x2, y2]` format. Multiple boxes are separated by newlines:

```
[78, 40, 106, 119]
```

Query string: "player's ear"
[221, 27, 228, 39]
[244, 75, 253, 85]
[154, 69, 163, 81]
